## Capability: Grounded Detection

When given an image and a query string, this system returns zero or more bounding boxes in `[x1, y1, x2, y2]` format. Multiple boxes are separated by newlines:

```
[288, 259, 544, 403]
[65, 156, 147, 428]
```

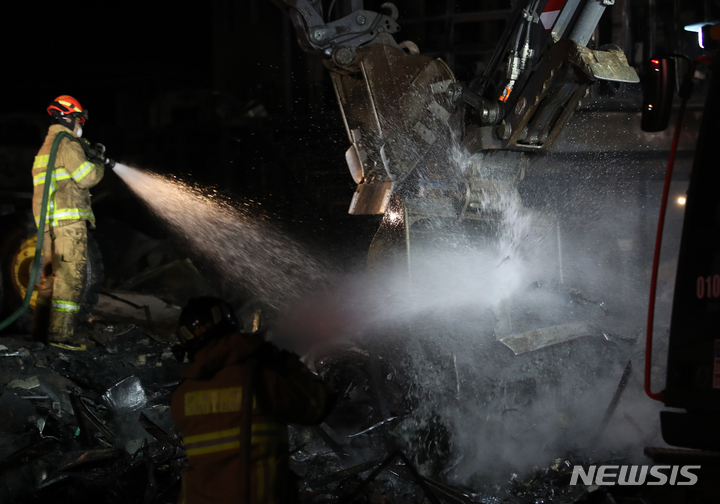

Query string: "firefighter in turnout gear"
[171, 297, 335, 504]
[32, 95, 104, 346]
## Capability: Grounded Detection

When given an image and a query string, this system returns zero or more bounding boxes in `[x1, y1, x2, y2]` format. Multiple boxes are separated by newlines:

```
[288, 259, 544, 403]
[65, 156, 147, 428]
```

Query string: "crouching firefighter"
[171, 297, 336, 504]
[32, 95, 113, 348]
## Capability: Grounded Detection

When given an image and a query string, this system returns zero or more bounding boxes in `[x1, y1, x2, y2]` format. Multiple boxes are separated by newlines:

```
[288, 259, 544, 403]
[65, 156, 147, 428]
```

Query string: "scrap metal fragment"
[36, 473, 70, 490]
[500, 323, 595, 355]
[0, 348, 31, 357]
[311, 459, 381, 487]
[453, 353, 460, 399]
[288, 443, 307, 457]
[388, 464, 474, 504]
[144, 331, 167, 345]
[347, 416, 399, 439]
[344, 451, 441, 504]
[102, 376, 148, 412]
[567, 287, 609, 315]
[593, 360, 633, 443]
[439, 456, 464, 476]
[100, 291, 153, 323]
[32, 413, 47, 435]
[0, 438, 57, 475]
[57, 449, 118, 471]
[138, 412, 181, 448]
[623, 411, 645, 440]
[35, 375, 75, 415]
[101, 291, 144, 309]
[312, 423, 354, 460]
[114, 324, 136, 336]
[145, 438, 178, 465]
[502, 408, 538, 439]
[7, 376, 40, 390]
[70, 390, 117, 444]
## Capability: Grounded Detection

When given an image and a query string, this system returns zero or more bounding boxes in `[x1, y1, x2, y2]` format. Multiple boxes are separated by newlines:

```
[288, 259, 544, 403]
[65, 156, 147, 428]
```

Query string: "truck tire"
[0, 213, 104, 332]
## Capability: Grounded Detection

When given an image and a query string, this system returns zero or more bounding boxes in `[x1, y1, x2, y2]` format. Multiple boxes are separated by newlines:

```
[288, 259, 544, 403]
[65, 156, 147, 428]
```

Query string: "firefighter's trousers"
[32, 221, 88, 342]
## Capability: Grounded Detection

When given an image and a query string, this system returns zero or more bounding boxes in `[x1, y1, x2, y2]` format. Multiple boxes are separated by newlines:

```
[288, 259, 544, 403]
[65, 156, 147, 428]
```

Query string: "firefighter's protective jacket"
[32, 124, 104, 230]
[171, 332, 333, 504]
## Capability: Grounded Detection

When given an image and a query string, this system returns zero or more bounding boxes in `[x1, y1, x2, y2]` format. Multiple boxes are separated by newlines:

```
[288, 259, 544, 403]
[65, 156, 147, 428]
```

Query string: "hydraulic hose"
[0, 131, 73, 332]
[644, 56, 708, 401]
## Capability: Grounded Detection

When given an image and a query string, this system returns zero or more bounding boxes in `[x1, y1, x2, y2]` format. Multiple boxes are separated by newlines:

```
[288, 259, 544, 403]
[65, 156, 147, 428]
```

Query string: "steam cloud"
[114, 148, 678, 485]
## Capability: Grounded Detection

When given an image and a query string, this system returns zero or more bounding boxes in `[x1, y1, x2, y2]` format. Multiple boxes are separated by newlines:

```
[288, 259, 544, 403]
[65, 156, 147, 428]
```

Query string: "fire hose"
[0, 133, 114, 332]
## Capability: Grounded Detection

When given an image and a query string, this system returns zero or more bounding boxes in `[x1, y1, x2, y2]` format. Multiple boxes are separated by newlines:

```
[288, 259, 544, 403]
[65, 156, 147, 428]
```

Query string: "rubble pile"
[0, 324, 184, 504]
[285, 328, 660, 504]
[0, 287, 665, 503]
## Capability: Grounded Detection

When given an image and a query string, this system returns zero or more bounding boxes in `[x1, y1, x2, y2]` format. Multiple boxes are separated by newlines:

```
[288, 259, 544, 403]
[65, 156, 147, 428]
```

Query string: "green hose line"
[0, 131, 73, 331]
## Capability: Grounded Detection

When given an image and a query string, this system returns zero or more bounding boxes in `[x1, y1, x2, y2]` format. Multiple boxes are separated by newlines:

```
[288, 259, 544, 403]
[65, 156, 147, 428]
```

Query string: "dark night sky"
[6, 2, 214, 119]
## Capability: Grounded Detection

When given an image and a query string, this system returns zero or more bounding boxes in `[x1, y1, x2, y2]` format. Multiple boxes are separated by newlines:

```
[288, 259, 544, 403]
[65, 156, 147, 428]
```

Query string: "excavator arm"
[271, 0, 642, 354]
[272, 0, 639, 215]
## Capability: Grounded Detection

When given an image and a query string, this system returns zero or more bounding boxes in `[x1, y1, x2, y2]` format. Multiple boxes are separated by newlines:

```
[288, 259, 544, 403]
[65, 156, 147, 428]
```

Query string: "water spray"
[112, 163, 334, 313]
[110, 154, 662, 480]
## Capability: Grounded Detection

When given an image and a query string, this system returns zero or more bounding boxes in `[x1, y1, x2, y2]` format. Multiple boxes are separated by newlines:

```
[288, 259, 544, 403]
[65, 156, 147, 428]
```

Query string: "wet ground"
[0, 290, 717, 504]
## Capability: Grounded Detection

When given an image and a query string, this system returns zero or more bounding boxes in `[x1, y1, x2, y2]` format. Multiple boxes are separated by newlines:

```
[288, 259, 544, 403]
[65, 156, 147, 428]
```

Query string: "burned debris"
[0, 289, 665, 504]
[0, 127, 676, 501]
[281, 314, 660, 504]
[0, 319, 184, 504]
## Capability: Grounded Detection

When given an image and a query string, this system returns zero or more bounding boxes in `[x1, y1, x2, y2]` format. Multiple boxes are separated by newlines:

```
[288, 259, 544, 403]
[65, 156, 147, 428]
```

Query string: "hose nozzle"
[81, 140, 116, 169]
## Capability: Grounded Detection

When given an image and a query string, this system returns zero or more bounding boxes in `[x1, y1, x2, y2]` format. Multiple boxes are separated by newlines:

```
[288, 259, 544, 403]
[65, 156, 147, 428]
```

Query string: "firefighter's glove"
[80, 139, 109, 166]
[92, 142, 107, 159]
[89, 143, 108, 165]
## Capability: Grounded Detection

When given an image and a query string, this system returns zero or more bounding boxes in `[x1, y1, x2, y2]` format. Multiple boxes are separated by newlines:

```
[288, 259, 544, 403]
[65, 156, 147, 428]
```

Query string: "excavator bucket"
[330, 43, 460, 214]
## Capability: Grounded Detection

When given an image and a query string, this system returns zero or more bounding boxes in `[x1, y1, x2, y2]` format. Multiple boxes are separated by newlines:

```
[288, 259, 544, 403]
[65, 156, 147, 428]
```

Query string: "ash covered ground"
[0, 282, 668, 504]
[0, 311, 184, 503]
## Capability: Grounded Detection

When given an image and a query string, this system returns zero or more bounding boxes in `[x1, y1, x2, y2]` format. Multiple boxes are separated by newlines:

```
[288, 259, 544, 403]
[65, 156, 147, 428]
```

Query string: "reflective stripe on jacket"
[171, 333, 333, 504]
[32, 124, 104, 230]
[183, 422, 289, 457]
